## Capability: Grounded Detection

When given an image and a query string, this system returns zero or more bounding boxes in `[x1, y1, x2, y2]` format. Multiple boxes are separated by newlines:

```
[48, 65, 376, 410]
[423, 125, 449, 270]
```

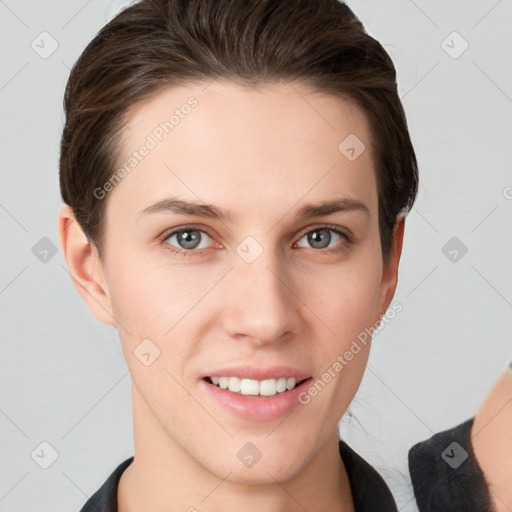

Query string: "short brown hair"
[59, 0, 419, 263]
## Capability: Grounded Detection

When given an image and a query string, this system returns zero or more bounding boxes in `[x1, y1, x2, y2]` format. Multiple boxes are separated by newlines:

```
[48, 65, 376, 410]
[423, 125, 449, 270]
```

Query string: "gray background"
[1, 0, 511, 510]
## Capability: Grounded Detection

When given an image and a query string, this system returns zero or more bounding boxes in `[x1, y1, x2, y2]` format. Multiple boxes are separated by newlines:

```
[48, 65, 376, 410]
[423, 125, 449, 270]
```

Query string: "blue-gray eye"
[165, 229, 212, 251]
[297, 228, 347, 250]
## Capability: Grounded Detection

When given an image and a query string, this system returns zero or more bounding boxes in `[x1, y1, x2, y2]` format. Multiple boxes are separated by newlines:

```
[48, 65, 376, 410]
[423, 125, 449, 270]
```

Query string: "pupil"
[309, 229, 330, 249]
[179, 230, 199, 249]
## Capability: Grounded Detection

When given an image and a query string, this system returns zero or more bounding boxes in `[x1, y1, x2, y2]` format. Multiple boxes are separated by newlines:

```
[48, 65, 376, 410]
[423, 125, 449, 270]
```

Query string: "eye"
[162, 227, 214, 255]
[295, 226, 350, 253]
[161, 224, 352, 257]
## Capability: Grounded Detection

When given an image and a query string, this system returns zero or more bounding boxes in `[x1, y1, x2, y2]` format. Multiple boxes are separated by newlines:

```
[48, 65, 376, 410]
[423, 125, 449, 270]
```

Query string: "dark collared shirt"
[79, 440, 398, 512]
[408, 417, 494, 512]
[78, 418, 495, 512]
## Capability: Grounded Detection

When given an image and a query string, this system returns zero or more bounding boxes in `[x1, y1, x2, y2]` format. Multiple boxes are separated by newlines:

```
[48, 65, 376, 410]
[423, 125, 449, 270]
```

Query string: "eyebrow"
[137, 195, 370, 223]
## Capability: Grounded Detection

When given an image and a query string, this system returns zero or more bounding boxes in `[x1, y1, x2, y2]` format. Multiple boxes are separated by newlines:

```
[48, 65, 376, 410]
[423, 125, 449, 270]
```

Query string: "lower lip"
[200, 377, 313, 421]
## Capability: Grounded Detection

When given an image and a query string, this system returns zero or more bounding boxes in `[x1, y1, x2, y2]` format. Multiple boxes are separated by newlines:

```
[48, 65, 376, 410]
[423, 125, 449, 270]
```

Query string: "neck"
[118, 384, 355, 512]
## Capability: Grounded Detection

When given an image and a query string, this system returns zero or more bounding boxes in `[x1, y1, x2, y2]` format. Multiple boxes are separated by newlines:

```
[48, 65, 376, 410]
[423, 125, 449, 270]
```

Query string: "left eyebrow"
[136, 195, 370, 223]
[295, 197, 370, 220]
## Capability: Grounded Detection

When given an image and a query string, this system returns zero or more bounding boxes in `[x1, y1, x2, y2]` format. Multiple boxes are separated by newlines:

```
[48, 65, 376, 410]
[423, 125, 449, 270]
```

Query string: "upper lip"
[201, 365, 312, 381]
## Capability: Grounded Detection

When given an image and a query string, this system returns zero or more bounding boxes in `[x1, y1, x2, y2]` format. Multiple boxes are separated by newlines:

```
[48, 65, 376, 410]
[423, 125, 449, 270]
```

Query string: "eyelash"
[159, 224, 354, 257]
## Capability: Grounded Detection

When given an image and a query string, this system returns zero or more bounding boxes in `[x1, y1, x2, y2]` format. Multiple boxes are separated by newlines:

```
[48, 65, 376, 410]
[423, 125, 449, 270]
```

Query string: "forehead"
[107, 80, 377, 224]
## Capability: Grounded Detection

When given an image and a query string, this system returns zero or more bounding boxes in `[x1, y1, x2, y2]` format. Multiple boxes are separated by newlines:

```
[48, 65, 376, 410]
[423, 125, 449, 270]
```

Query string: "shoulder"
[339, 440, 398, 512]
[79, 456, 134, 512]
[408, 417, 493, 512]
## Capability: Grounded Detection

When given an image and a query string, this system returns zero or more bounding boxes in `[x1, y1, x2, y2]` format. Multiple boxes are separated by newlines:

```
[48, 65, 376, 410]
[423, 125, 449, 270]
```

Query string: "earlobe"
[377, 214, 405, 321]
[57, 205, 116, 326]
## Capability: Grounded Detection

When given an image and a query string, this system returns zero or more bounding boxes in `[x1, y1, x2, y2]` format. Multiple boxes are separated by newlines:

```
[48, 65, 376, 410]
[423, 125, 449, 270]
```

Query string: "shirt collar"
[79, 442, 397, 512]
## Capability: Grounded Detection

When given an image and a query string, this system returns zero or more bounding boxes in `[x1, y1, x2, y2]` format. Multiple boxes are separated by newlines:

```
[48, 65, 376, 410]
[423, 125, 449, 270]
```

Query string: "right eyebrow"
[136, 197, 237, 223]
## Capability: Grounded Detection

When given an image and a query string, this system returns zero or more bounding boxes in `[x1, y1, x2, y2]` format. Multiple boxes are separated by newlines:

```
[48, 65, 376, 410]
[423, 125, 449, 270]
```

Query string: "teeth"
[208, 376, 303, 396]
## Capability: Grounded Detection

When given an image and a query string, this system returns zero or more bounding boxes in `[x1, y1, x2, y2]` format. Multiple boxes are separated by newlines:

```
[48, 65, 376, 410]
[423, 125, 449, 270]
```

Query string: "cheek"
[303, 266, 382, 416]
[108, 255, 202, 326]
[107, 257, 219, 369]
[306, 259, 383, 343]
[107, 241, 383, 358]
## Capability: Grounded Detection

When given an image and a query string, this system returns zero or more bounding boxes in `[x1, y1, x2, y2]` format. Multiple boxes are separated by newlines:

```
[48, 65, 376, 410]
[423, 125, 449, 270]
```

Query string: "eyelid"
[296, 223, 353, 242]
[160, 223, 354, 254]
[161, 223, 215, 238]
[160, 224, 219, 249]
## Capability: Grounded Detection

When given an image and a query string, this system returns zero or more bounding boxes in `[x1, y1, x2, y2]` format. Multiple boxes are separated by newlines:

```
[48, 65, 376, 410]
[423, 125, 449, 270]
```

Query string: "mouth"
[201, 373, 314, 421]
[202, 376, 312, 397]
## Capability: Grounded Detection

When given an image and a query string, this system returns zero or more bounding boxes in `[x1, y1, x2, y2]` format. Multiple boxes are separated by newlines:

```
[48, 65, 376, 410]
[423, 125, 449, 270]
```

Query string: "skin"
[471, 367, 512, 512]
[58, 80, 404, 512]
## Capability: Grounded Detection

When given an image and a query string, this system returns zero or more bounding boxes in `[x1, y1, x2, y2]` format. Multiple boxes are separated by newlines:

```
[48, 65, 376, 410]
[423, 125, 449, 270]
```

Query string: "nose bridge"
[223, 241, 299, 344]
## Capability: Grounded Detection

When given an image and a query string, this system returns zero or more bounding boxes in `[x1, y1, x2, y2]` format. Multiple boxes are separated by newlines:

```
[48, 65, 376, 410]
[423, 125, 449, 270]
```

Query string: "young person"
[57, 0, 497, 510]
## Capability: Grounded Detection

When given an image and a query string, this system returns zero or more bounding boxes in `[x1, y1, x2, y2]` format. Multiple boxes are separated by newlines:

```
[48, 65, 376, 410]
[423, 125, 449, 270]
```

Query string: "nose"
[221, 247, 301, 346]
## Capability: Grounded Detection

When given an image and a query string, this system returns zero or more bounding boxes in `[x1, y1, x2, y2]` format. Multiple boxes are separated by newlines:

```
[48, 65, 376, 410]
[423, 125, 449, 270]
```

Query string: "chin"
[224, 462, 299, 486]
[203, 445, 307, 486]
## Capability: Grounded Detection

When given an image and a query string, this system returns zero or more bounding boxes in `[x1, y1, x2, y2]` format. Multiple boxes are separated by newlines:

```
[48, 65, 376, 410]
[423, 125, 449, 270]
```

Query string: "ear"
[57, 205, 115, 326]
[376, 214, 405, 322]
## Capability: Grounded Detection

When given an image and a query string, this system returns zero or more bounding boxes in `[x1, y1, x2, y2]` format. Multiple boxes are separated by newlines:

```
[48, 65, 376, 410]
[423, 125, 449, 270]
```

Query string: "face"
[80, 80, 399, 483]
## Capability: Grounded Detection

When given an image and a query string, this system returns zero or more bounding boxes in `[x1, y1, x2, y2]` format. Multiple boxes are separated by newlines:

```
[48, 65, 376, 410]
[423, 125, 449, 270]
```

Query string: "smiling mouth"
[203, 376, 311, 397]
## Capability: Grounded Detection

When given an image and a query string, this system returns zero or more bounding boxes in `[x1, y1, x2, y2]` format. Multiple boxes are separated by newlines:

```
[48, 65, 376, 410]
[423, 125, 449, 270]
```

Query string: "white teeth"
[240, 379, 260, 395]
[286, 377, 297, 390]
[276, 377, 287, 393]
[259, 379, 277, 396]
[227, 376, 241, 392]
[208, 376, 303, 396]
